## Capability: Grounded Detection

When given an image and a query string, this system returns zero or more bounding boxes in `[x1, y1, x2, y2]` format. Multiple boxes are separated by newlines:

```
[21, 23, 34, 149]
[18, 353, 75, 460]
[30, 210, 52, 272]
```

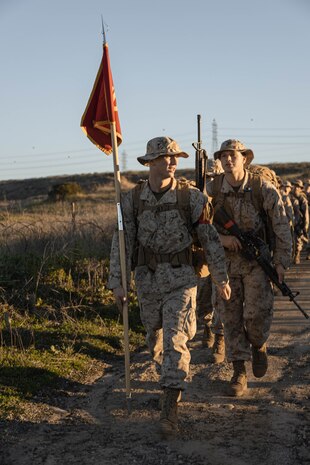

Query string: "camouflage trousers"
[137, 285, 197, 390]
[294, 233, 305, 254]
[197, 276, 224, 335]
[215, 264, 274, 362]
[294, 234, 309, 254]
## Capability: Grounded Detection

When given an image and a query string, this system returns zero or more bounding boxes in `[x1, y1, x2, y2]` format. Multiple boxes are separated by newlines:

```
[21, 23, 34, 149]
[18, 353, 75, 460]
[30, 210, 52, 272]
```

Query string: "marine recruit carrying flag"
[80, 42, 122, 154]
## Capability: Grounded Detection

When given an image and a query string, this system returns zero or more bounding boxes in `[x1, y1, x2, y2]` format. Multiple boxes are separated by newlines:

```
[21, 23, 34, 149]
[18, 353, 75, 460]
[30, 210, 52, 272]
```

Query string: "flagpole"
[81, 20, 130, 407]
[110, 120, 131, 406]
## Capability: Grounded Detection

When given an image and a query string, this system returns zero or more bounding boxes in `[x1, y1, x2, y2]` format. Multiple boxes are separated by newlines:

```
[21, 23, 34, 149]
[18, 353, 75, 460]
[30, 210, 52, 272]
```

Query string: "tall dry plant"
[0, 200, 118, 313]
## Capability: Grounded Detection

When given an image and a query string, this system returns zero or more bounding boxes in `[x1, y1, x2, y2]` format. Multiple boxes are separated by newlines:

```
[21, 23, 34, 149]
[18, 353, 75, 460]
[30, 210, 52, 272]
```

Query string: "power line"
[2, 145, 308, 171]
[2, 127, 310, 160]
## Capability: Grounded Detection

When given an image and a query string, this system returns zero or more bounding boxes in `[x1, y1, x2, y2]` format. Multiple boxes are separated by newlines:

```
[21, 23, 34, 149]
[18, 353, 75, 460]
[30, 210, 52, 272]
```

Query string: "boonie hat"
[137, 136, 189, 166]
[292, 179, 304, 188]
[214, 139, 254, 167]
[281, 180, 292, 188]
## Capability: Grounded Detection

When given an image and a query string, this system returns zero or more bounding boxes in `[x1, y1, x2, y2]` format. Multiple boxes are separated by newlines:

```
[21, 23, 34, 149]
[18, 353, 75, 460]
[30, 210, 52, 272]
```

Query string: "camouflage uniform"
[108, 177, 228, 390]
[208, 171, 292, 362]
[291, 180, 309, 261]
[196, 175, 225, 340]
[305, 181, 310, 259]
[281, 193, 295, 223]
[280, 181, 295, 259]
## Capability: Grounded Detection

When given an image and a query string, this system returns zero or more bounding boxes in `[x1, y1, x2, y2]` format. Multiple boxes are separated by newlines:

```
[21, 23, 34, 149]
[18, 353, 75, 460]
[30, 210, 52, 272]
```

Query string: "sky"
[0, 0, 309, 181]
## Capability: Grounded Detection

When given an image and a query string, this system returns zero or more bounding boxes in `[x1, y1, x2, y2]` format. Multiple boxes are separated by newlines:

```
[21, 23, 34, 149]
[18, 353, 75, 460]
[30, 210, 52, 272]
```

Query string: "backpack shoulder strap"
[132, 179, 196, 232]
[132, 179, 147, 217]
[210, 173, 225, 211]
[246, 171, 264, 213]
[176, 180, 192, 231]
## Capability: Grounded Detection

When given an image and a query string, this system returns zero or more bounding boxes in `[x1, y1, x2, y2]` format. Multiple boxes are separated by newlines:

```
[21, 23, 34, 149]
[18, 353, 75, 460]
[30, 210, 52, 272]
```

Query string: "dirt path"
[1, 256, 309, 465]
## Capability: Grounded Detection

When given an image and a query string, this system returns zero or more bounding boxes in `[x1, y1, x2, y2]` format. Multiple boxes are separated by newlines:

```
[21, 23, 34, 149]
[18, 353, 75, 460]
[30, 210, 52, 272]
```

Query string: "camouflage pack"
[211, 170, 277, 250]
[132, 179, 212, 277]
[247, 164, 280, 190]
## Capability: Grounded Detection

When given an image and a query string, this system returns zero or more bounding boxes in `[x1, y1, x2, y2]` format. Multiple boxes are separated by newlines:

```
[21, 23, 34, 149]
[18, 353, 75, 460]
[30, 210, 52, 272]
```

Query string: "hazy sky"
[0, 0, 309, 180]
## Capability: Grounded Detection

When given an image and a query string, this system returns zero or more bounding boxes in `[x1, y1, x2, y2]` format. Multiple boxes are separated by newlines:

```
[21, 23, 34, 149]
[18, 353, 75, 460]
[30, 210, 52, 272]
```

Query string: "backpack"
[248, 164, 280, 190]
[211, 171, 264, 215]
[131, 179, 211, 277]
[211, 168, 277, 250]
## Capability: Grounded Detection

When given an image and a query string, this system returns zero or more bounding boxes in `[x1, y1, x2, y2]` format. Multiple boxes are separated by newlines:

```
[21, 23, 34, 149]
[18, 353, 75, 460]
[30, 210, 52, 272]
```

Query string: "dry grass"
[0, 181, 145, 420]
[0, 195, 120, 320]
[0, 200, 116, 255]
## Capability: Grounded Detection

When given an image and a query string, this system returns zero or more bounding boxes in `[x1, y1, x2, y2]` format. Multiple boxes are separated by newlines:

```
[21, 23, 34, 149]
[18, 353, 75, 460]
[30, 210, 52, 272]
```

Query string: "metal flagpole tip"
[101, 16, 106, 44]
[101, 16, 110, 45]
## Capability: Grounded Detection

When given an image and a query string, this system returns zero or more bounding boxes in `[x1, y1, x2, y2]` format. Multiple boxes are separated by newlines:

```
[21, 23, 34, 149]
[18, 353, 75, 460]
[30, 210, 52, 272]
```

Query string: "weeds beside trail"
[0, 193, 145, 420]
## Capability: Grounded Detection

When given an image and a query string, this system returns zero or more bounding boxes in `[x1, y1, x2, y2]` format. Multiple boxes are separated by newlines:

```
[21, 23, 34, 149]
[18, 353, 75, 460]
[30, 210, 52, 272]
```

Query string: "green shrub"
[48, 182, 83, 202]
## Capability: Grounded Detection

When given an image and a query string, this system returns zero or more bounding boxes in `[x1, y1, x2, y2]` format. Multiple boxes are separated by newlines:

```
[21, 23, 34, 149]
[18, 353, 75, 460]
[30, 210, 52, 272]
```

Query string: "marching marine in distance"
[291, 179, 309, 264]
[207, 139, 292, 397]
[108, 136, 231, 438]
[279, 180, 295, 259]
[304, 179, 310, 260]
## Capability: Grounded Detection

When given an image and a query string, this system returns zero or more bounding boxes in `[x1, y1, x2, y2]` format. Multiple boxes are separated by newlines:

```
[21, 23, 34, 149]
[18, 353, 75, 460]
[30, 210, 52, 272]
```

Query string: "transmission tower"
[211, 118, 218, 155]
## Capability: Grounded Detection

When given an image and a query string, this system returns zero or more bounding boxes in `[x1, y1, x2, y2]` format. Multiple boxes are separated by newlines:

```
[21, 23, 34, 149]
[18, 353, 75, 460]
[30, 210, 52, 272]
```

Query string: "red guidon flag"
[80, 42, 122, 154]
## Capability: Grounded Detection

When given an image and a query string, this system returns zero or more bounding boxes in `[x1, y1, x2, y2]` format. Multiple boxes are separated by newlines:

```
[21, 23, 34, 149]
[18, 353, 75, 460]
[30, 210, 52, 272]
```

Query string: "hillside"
[0, 162, 309, 201]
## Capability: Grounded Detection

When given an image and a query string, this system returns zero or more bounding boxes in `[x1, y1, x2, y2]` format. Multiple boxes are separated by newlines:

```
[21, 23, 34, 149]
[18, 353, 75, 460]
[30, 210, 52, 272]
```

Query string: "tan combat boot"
[159, 388, 181, 438]
[202, 324, 215, 348]
[210, 334, 225, 364]
[252, 343, 268, 378]
[227, 361, 247, 397]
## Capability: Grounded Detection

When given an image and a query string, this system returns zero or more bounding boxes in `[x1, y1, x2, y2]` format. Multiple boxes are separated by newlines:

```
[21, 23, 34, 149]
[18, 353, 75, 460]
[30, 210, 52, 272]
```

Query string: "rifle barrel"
[215, 207, 309, 320]
[289, 296, 309, 319]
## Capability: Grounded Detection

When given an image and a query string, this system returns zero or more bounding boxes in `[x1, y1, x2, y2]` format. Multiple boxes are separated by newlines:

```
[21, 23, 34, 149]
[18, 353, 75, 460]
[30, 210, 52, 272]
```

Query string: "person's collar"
[222, 170, 248, 193]
[140, 178, 177, 200]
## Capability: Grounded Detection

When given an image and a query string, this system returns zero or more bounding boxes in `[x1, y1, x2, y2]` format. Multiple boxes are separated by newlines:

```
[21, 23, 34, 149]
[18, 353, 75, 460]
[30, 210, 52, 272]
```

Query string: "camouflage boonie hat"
[137, 136, 189, 166]
[214, 139, 254, 167]
[292, 179, 304, 188]
[281, 180, 292, 188]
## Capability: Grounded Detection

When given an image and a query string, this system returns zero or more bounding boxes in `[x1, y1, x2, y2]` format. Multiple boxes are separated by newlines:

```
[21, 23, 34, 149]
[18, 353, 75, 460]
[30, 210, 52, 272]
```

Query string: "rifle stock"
[214, 207, 309, 319]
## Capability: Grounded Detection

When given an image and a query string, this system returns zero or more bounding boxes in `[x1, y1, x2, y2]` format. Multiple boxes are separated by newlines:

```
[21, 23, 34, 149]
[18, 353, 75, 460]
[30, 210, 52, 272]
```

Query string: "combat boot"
[227, 361, 247, 397]
[252, 343, 268, 378]
[158, 390, 181, 410]
[159, 388, 181, 439]
[210, 334, 225, 364]
[202, 324, 215, 348]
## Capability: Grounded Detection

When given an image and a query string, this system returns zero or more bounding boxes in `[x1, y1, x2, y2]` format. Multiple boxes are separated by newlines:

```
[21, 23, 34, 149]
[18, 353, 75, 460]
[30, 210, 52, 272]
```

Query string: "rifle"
[192, 114, 208, 193]
[214, 206, 309, 320]
[191, 115, 213, 277]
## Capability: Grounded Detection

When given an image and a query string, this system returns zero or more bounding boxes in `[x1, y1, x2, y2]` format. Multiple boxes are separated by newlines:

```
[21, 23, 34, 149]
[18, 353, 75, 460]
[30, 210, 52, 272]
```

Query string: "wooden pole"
[110, 121, 131, 403]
